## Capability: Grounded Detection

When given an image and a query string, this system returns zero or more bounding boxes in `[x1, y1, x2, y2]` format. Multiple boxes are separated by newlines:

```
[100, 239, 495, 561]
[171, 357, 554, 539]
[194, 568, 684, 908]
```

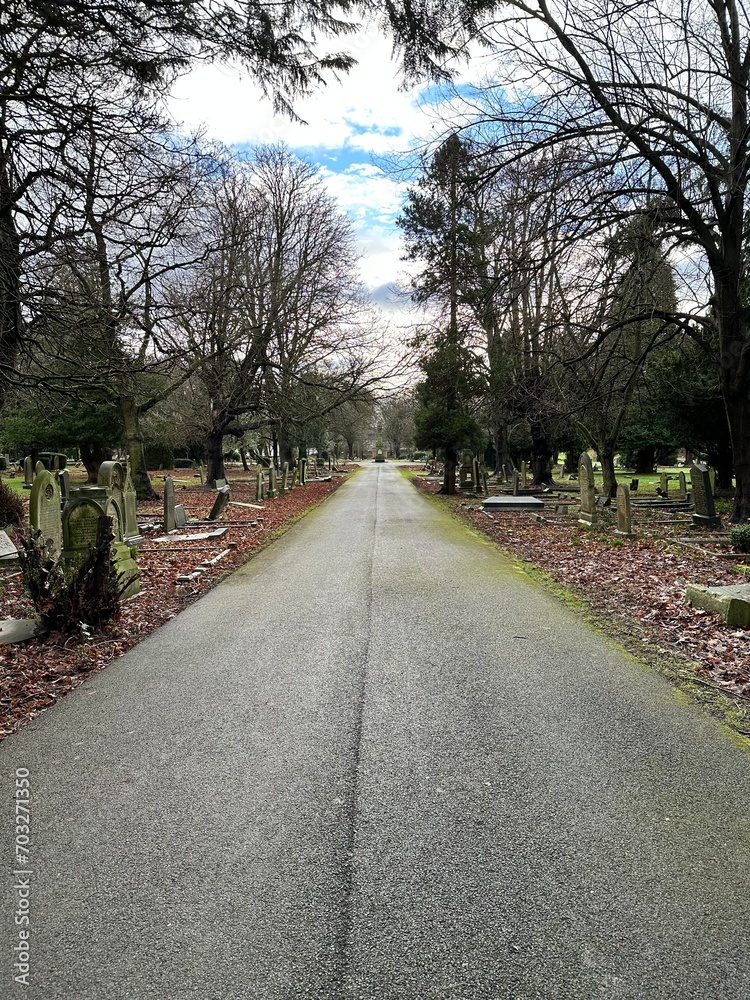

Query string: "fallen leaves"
[0, 470, 350, 740]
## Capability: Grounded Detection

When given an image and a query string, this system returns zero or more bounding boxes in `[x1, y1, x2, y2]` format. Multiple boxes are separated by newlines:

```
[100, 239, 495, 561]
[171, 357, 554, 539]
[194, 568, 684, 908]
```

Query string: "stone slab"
[0, 619, 39, 644]
[0, 530, 19, 562]
[685, 583, 750, 627]
[153, 528, 229, 543]
[482, 496, 545, 511]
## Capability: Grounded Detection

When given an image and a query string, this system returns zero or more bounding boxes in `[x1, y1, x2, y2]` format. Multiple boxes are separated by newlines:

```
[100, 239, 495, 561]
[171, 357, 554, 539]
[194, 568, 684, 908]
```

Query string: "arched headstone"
[29, 469, 62, 557]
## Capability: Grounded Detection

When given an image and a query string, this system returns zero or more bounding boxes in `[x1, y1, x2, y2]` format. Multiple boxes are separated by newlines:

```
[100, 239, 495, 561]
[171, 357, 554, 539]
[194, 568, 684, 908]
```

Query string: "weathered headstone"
[63, 499, 103, 558]
[207, 485, 231, 521]
[472, 458, 483, 494]
[615, 482, 635, 538]
[99, 461, 124, 509]
[105, 497, 125, 543]
[122, 466, 142, 545]
[280, 462, 289, 494]
[199, 461, 206, 485]
[290, 466, 299, 490]
[34, 460, 45, 476]
[23, 456, 33, 490]
[29, 468, 62, 557]
[174, 503, 187, 529]
[578, 452, 597, 526]
[256, 469, 265, 502]
[58, 469, 70, 507]
[676, 471, 687, 500]
[521, 461, 528, 488]
[268, 466, 277, 499]
[690, 464, 721, 529]
[163, 476, 176, 532]
[659, 472, 669, 496]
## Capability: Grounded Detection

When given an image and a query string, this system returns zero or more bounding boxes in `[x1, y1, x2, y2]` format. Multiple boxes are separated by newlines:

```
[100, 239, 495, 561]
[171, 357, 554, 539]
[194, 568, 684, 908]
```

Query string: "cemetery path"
[2, 462, 750, 1000]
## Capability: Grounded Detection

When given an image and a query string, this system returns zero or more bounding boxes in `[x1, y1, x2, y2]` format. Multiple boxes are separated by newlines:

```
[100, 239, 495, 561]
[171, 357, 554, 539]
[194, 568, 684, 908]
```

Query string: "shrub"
[19, 519, 130, 636]
[0, 478, 24, 528]
[173, 458, 193, 469]
[0, 456, 7, 470]
[730, 524, 750, 553]
[143, 441, 174, 471]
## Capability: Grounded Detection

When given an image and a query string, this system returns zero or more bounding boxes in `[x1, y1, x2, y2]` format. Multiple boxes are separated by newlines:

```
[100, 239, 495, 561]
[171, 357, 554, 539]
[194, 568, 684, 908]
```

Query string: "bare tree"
[467, 0, 750, 518]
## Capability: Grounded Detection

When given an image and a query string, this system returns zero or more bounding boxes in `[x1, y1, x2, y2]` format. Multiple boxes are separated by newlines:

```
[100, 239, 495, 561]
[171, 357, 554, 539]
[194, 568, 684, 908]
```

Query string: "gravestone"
[521, 461, 528, 488]
[207, 485, 231, 521]
[163, 476, 176, 532]
[473, 458, 483, 494]
[709, 467, 716, 496]
[300, 458, 307, 485]
[58, 469, 70, 507]
[34, 460, 45, 476]
[29, 468, 62, 557]
[578, 452, 597, 526]
[290, 466, 299, 490]
[174, 503, 187, 529]
[615, 482, 635, 538]
[122, 466, 142, 545]
[483, 496, 544, 512]
[280, 462, 289, 494]
[99, 461, 125, 510]
[659, 472, 669, 496]
[199, 462, 206, 485]
[512, 471, 520, 497]
[0, 530, 19, 563]
[690, 464, 721, 529]
[105, 496, 125, 543]
[256, 469, 265, 502]
[676, 471, 687, 500]
[63, 499, 104, 558]
[268, 466, 278, 499]
[23, 456, 33, 490]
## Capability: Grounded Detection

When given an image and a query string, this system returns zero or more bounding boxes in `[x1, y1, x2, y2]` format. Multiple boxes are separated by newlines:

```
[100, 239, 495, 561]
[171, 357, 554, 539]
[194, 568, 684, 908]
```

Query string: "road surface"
[2, 462, 749, 999]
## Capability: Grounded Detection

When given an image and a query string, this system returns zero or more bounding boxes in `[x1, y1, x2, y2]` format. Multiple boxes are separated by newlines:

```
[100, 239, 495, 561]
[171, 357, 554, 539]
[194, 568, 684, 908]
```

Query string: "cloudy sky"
[168, 26, 477, 318]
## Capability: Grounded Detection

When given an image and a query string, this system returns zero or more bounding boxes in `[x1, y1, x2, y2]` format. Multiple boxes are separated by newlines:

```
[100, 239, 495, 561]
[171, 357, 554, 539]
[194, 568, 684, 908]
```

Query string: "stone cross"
[29, 468, 62, 558]
[578, 452, 597, 526]
[163, 476, 176, 532]
[690, 464, 721, 529]
[615, 482, 635, 538]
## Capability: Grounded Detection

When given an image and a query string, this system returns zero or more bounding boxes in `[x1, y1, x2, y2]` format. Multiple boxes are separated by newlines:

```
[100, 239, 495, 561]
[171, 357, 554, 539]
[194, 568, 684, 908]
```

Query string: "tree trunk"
[0, 149, 21, 415]
[79, 440, 110, 482]
[633, 445, 656, 474]
[493, 420, 510, 477]
[530, 425, 555, 486]
[599, 449, 618, 497]
[120, 395, 157, 500]
[205, 428, 226, 488]
[724, 391, 750, 521]
[707, 436, 734, 491]
[240, 448, 250, 473]
[441, 445, 458, 495]
[345, 437, 355, 460]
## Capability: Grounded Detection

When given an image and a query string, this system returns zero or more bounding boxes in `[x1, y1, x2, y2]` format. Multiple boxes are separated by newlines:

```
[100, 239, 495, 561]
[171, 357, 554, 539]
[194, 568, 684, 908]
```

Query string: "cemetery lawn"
[409, 473, 750, 738]
[0, 468, 353, 741]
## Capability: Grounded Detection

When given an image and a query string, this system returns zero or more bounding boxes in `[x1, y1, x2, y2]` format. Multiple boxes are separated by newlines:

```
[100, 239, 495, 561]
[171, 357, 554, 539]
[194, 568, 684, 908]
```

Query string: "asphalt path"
[2, 462, 749, 999]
